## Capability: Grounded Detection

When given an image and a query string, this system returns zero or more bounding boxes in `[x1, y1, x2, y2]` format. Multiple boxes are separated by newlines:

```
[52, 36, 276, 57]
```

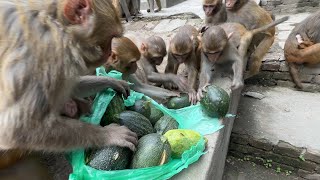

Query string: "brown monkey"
[147, 0, 162, 13]
[284, 10, 320, 89]
[197, 17, 289, 114]
[225, 0, 275, 77]
[0, 0, 138, 153]
[165, 25, 201, 104]
[203, 0, 227, 25]
[124, 33, 191, 96]
[105, 37, 180, 102]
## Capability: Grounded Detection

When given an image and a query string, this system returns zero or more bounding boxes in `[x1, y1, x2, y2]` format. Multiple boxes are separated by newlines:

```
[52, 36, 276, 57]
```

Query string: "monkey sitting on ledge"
[104, 36, 180, 103]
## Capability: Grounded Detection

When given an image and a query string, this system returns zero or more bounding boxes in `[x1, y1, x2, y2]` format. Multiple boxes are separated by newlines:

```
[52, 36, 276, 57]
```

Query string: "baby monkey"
[105, 36, 179, 102]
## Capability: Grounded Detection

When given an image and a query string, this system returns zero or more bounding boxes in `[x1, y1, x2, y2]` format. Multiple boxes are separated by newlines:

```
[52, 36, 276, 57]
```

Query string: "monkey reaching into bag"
[105, 36, 180, 103]
[197, 17, 289, 114]
[0, 0, 138, 153]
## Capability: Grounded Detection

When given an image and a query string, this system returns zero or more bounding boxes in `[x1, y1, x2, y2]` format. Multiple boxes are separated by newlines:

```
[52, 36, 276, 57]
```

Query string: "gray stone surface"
[234, 85, 320, 154]
[223, 156, 302, 180]
[153, 19, 187, 33]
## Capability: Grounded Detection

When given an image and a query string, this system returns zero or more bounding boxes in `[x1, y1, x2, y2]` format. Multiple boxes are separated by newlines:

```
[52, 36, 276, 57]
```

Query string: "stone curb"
[229, 132, 320, 179]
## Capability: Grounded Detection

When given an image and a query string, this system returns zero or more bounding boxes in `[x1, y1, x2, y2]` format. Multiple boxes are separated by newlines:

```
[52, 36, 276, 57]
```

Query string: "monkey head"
[200, 26, 228, 62]
[62, 0, 124, 67]
[202, 0, 223, 16]
[107, 37, 141, 75]
[225, 0, 247, 11]
[169, 34, 194, 64]
[141, 36, 167, 66]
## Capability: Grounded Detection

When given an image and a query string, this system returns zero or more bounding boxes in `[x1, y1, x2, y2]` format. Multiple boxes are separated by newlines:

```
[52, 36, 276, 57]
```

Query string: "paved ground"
[235, 85, 320, 153]
[223, 156, 302, 180]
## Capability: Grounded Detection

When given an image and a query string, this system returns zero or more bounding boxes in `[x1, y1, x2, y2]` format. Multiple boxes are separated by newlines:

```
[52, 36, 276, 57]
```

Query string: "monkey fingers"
[188, 90, 198, 105]
[104, 124, 138, 151]
[173, 76, 189, 92]
[61, 99, 78, 118]
[196, 83, 211, 101]
[109, 79, 131, 98]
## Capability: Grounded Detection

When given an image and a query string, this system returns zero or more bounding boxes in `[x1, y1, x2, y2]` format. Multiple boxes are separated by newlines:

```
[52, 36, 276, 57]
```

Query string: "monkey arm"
[198, 52, 213, 90]
[186, 54, 199, 90]
[231, 53, 244, 91]
[1, 112, 137, 152]
[127, 74, 179, 101]
[73, 76, 130, 98]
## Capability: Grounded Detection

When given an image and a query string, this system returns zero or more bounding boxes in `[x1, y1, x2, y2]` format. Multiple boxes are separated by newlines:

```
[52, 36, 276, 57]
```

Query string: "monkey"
[165, 25, 202, 105]
[203, 0, 227, 25]
[284, 10, 320, 89]
[0, 0, 139, 155]
[112, 0, 140, 22]
[124, 33, 192, 97]
[224, 0, 276, 77]
[147, 0, 162, 13]
[105, 36, 180, 103]
[197, 16, 289, 114]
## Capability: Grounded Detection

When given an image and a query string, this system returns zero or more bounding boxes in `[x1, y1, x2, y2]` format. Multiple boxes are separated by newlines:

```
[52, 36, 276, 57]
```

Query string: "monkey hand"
[107, 78, 130, 98]
[231, 80, 244, 91]
[61, 99, 78, 118]
[173, 76, 189, 92]
[196, 83, 210, 101]
[188, 90, 197, 105]
[104, 124, 138, 151]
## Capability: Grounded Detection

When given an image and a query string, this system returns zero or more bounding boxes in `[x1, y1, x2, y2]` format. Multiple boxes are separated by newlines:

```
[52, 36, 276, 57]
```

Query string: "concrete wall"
[260, 0, 320, 14]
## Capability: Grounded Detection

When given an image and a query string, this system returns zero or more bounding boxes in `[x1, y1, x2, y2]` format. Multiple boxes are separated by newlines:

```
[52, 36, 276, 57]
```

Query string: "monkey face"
[172, 51, 192, 64]
[203, 5, 217, 16]
[150, 56, 164, 66]
[202, 0, 222, 16]
[225, 0, 239, 10]
[124, 61, 138, 74]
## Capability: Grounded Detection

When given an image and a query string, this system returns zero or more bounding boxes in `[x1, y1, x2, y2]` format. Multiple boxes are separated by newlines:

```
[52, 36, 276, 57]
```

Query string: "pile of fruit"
[85, 84, 229, 171]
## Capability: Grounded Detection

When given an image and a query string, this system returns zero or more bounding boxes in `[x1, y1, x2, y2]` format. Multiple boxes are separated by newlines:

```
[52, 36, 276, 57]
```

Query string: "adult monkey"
[225, 0, 275, 77]
[284, 10, 320, 89]
[197, 16, 289, 114]
[0, 0, 138, 157]
[165, 25, 200, 104]
[125, 33, 191, 97]
[203, 0, 227, 25]
[105, 36, 180, 102]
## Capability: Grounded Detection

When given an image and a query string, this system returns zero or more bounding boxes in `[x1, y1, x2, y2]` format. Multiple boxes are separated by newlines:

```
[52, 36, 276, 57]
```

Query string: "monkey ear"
[63, 0, 92, 24]
[197, 35, 202, 43]
[227, 32, 234, 40]
[110, 52, 119, 64]
[141, 43, 148, 53]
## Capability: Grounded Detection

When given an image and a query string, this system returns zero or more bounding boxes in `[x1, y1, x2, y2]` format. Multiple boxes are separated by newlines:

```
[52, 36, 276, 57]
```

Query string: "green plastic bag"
[67, 67, 224, 180]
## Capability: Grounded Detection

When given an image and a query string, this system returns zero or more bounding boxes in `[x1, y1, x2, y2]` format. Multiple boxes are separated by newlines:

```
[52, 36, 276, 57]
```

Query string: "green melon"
[200, 85, 230, 118]
[131, 133, 171, 169]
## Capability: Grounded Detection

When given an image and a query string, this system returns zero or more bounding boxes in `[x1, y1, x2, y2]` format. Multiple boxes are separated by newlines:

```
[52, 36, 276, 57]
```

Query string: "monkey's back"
[0, 2, 87, 114]
[226, 1, 274, 36]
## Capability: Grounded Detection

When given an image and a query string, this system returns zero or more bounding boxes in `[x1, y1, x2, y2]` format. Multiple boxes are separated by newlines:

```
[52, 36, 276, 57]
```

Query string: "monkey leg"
[0, 150, 26, 169]
[249, 35, 275, 76]
[296, 43, 320, 65]
[0, 155, 52, 180]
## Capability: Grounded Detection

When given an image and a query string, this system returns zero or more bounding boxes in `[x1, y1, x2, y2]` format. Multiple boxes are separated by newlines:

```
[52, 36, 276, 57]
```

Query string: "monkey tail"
[288, 62, 303, 89]
[251, 16, 289, 35]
